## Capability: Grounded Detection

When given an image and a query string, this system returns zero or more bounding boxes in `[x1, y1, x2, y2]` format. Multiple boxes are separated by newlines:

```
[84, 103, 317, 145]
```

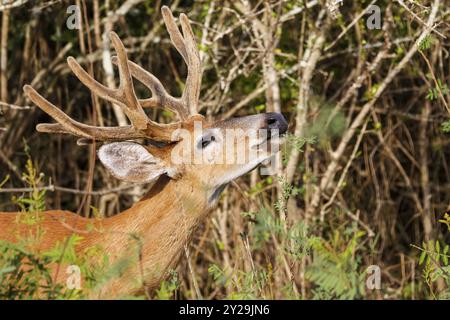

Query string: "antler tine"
[161, 6, 188, 63]
[25, 83, 180, 142]
[24, 85, 144, 141]
[161, 6, 202, 115]
[110, 56, 189, 121]
[109, 32, 150, 129]
[67, 32, 151, 130]
[25, 32, 184, 143]
[25, 9, 202, 144]
[179, 13, 202, 115]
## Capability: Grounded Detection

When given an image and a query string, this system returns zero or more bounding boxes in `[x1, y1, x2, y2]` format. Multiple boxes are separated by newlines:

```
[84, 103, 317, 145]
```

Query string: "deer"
[0, 6, 287, 299]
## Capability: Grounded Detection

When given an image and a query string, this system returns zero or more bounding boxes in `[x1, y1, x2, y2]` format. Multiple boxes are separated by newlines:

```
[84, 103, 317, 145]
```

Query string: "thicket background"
[0, 0, 449, 299]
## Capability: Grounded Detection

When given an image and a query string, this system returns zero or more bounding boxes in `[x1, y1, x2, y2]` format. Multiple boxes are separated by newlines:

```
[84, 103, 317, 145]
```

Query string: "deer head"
[24, 6, 288, 203]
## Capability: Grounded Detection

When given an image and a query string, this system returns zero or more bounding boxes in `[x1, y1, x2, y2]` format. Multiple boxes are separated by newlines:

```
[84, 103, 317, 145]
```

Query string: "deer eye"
[200, 135, 215, 149]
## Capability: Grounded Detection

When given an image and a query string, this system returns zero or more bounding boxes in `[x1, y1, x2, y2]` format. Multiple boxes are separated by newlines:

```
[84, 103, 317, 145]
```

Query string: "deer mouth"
[252, 131, 286, 150]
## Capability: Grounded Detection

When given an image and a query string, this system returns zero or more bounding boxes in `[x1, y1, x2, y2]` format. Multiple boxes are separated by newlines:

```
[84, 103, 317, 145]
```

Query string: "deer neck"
[99, 173, 212, 296]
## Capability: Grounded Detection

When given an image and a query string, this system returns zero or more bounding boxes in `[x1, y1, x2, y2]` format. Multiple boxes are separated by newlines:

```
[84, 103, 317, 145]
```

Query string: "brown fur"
[0, 112, 286, 299]
[0, 173, 211, 299]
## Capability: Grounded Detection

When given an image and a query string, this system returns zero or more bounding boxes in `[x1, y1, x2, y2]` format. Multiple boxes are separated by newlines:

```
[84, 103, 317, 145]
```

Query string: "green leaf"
[419, 250, 427, 265]
[441, 120, 450, 133]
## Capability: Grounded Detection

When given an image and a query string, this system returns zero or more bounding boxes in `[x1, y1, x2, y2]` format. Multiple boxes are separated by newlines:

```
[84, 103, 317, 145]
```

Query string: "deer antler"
[162, 6, 202, 115]
[111, 6, 202, 117]
[24, 6, 201, 143]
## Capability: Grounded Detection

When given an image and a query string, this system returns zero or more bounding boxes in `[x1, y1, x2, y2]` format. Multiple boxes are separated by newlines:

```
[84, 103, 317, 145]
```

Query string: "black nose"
[265, 112, 288, 135]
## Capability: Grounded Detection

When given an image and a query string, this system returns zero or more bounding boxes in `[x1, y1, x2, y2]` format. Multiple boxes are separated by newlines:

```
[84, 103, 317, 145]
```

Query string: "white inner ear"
[98, 142, 168, 183]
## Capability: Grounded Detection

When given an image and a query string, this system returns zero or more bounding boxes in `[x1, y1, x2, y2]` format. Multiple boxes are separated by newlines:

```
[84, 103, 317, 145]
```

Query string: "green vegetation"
[0, 0, 449, 300]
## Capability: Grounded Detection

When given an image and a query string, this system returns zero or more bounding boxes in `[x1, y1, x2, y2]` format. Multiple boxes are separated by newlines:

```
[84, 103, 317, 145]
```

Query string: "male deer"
[0, 6, 287, 299]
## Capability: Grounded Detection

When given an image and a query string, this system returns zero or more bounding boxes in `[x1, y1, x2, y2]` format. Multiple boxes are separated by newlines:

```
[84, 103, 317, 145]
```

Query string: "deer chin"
[251, 133, 286, 152]
[208, 144, 282, 205]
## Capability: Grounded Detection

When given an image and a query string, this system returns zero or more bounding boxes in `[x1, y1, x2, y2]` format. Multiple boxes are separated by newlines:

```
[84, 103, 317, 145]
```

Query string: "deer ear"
[98, 142, 173, 183]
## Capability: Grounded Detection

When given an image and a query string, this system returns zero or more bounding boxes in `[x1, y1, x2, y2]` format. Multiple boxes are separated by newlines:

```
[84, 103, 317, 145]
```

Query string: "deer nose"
[265, 113, 288, 135]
